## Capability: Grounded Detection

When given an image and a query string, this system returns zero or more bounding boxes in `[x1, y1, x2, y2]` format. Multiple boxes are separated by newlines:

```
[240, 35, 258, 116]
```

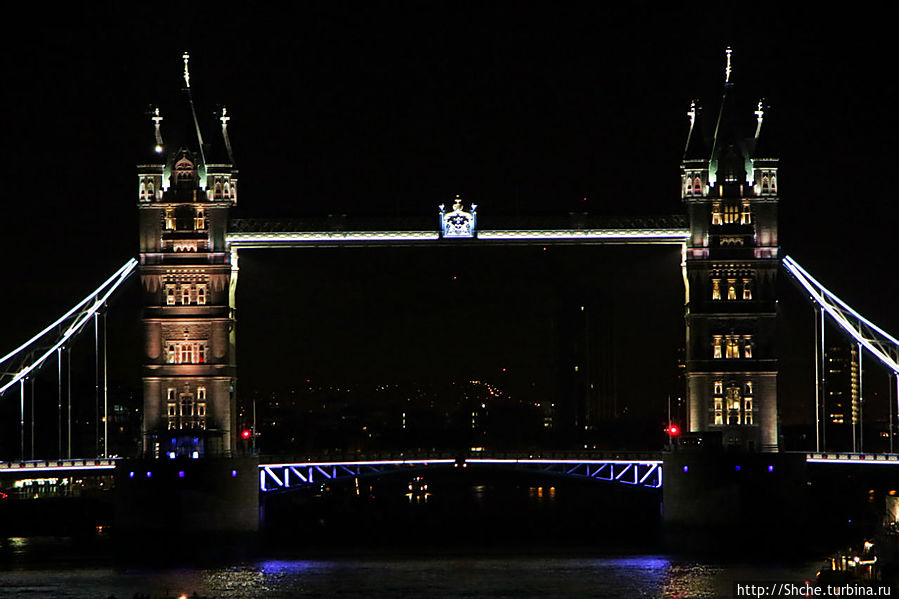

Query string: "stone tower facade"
[136, 64, 238, 457]
[682, 50, 780, 452]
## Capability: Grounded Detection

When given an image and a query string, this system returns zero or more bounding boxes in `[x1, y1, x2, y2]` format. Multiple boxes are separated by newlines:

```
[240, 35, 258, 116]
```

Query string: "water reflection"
[0, 552, 818, 599]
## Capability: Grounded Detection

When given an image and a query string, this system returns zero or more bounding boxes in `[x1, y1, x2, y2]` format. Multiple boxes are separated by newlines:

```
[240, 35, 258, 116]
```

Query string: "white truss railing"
[783, 255, 899, 373]
[0, 259, 138, 397]
[259, 457, 663, 492]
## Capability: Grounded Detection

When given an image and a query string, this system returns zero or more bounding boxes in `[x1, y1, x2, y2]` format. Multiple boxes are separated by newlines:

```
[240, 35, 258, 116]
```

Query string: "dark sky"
[0, 5, 897, 434]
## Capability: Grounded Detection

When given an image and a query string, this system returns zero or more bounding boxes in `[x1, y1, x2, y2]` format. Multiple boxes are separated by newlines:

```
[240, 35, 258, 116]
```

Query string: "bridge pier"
[114, 456, 259, 534]
[662, 451, 807, 552]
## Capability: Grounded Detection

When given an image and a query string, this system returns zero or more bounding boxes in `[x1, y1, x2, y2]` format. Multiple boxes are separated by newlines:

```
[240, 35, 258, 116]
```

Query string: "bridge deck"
[226, 215, 689, 248]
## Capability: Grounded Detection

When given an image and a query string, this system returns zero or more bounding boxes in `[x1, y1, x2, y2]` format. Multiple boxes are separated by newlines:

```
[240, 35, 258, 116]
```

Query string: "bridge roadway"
[2, 451, 897, 492]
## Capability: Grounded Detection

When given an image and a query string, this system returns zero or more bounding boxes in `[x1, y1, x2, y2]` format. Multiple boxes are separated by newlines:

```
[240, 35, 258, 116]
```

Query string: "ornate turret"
[136, 53, 239, 458]
[681, 48, 780, 452]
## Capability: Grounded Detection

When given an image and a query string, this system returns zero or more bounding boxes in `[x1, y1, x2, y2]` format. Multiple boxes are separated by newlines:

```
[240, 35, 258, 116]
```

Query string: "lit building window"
[166, 285, 176, 306]
[711, 204, 722, 225]
[727, 280, 737, 300]
[744, 398, 753, 413]
[744, 381, 753, 395]
[164, 208, 175, 230]
[147, 182, 155, 201]
[714, 381, 723, 395]
[693, 178, 702, 195]
[197, 387, 206, 401]
[165, 341, 207, 364]
[743, 280, 752, 300]
[195, 208, 206, 230]
[714, 398, 724, 425]
[167, 403, 177, 417]
[712, 278, 721, 300]
[182, 287, 191, 305]
[167, 388, 176, 401]
[725, 336, 740, 359]
[723, 205, 739, 224]
[197, 285, 206, 305]
[713, 336, 723, 359]
[140, 182, 147, 201]
[743, 338, 753, 359]
[740, 202, 751, 224]
[770, 176, 777, 192]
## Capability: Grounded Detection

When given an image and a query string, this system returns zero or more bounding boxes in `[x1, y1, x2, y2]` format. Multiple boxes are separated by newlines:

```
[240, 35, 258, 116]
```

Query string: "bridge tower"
[136, 55, 238, 458]
[682, 49, 779, 452]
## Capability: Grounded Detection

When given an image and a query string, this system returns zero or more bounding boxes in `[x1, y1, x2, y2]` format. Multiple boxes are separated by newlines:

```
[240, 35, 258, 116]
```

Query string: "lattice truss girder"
[0, 259, 138, 397]
[259, 459, 663, 492]
[783, 256, 899, 372]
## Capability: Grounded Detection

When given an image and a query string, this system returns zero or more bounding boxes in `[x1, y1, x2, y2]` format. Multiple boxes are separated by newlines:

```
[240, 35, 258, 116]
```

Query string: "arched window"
[761, 176, 769, 194]
[693, 177, 702, 194]
[214, 182, 223, 200]
[139, 181, 147, 200]
[223, 182, 231, 199]
[770, 175, 777, 192]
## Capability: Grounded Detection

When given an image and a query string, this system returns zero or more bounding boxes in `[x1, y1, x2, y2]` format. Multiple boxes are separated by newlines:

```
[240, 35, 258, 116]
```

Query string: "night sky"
[0, 5, 897, 450]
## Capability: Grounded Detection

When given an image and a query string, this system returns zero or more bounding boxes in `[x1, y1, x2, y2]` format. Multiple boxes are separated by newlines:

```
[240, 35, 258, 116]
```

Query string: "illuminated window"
[711, 204, 722, 225]
[167, 403, 177, 417]
[727, 280, 737, 300]
[770, 176, 777, 192]
[166, 285, 176, 306]
[740, 203, 751, 224]
[714, 398, 724, 425]
[761, 176, 769, 194]
[744, 398, 753, 413]
[744, 411, 753, 425]
[195, 208, 206, 230]
[197, 402, 206, 417]
[197, 285, 206, 305]
[214, 181, 223, 200]
[182, 286, 191, 305]
[742, 280, 752, 300]
[743, 337, 753, 359]
[197, 387, 206, 401]
[693, 178, 701, 194]
[714, 381, 723, 395]
[744, 381, 753, 395]
[723, 205, 739, 224]
[147, 182, 155, 201]
[224, 183, 231, 199]
[164, 208, 175, 230]
[713, 336, 723, 359]
[166, 341, 207, 364]
[140, 182, 147, 201]
[712, 278, 721, 300]
[725, 336, 740, 359]
[167, 388, 176, 401]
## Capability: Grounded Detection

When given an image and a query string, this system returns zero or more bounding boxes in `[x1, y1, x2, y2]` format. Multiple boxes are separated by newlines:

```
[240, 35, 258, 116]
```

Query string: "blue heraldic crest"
[439, 196, 477, 238]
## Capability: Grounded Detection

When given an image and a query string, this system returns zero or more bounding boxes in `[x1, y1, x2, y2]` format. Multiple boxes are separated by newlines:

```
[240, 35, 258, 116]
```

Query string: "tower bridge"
[1, 50, 898, 536]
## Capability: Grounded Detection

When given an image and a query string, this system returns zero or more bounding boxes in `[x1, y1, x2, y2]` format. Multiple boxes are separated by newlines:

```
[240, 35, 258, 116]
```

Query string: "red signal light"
[667, 424, 680, 436]
[241, 429, 252, 440]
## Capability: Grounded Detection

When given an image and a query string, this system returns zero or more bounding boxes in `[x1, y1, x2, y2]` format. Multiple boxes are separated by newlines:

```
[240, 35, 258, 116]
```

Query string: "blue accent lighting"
[768, 465, 774, 472]
[231, 470, 238, 477]
[682, 466, 689, 473]
[178, 471, 185, 478]
[146, 471, 152, 478]
[735, 465, 741, 472]
[128, 471, 134, 478]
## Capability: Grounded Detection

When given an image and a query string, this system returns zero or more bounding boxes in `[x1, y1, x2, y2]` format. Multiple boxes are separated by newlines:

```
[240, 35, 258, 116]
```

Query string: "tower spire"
[151, 107, 164, 154]
[181, 51, 207, 169]
[220, 106, 235, 164]
[183, 51, 191, 89]
[725, 46, 733, 85]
